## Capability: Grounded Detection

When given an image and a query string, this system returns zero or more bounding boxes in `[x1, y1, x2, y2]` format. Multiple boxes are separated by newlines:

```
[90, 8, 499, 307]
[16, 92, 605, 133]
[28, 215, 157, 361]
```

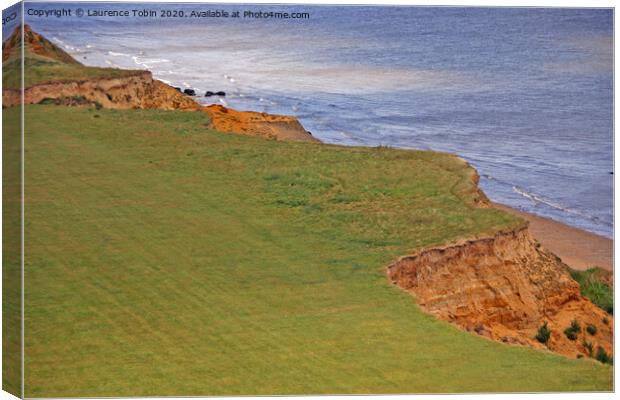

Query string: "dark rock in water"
[205, 91, 215, 97]
[205, 91, 225, 97]
[610, 171, 614, 175]
[184, 89, 196, 96]
[216, 91, 226, 96]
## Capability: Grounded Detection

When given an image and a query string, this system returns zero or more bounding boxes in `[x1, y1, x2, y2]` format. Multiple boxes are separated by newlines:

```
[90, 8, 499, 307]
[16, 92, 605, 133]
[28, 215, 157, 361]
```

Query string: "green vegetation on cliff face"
[570, 267, 613, 315]
[20, 105, 611, 396]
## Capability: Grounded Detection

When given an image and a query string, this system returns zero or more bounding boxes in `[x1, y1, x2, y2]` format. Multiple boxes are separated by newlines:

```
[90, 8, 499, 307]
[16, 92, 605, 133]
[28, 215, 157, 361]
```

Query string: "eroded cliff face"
[203, 104, 320, 143]
[3, 24, 79, 64]
[3, 71, 199, 110]
[387, 226, 613, 358]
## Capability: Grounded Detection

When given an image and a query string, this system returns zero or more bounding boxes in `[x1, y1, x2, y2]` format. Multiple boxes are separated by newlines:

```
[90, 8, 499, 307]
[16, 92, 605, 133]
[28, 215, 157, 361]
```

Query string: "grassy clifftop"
[2, 55, 143, 89]
[19, 104, 611, 396]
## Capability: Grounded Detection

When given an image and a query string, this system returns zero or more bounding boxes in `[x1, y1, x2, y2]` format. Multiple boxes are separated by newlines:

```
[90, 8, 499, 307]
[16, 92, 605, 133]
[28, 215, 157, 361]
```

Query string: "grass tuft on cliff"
[16, 105, 613, 396]
[570, 267, 613, 315]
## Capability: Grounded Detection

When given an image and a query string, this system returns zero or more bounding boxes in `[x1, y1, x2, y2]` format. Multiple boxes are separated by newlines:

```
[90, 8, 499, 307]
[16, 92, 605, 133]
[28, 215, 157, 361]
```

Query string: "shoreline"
[11, 23, 613, 273]
[494, 203, 613, 272]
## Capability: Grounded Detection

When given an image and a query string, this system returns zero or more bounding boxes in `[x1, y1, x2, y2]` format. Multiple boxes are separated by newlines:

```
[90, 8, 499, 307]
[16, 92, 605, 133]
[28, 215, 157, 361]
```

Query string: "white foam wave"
[104, 59, 120, 68]
[144, 58, 170, 64]
[512, 186, 603, 223]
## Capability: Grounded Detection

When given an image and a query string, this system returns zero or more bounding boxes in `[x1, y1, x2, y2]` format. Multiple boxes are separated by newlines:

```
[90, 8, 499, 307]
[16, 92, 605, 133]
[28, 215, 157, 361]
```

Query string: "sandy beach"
[495, 203, 613, 272]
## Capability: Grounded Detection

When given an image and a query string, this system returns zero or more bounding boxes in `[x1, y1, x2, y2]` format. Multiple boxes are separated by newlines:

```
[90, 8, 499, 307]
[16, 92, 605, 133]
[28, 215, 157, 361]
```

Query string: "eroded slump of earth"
[388, 226, 613, 359]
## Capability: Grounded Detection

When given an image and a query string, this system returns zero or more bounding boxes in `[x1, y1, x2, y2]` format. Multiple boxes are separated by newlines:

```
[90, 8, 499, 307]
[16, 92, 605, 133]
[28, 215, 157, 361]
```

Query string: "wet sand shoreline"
[495, 203, 613, 272]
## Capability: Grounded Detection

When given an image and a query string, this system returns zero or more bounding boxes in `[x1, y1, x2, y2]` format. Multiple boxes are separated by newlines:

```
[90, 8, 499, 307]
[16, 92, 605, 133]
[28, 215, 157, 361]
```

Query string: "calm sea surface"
[9, 3, 614, 238]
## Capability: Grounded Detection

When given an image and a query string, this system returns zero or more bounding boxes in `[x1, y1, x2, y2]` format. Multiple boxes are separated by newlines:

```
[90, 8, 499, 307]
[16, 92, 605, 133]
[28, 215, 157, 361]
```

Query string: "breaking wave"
[512, 185, 609, 226]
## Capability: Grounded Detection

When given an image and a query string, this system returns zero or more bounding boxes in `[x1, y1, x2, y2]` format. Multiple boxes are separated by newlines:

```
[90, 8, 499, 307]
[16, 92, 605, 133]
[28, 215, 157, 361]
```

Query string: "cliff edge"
[387, 224, 613, 359]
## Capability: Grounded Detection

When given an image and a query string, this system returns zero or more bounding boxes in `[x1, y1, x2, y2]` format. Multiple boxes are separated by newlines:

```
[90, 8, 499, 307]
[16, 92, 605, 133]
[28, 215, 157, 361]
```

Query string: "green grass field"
[17, 105, 612, 396]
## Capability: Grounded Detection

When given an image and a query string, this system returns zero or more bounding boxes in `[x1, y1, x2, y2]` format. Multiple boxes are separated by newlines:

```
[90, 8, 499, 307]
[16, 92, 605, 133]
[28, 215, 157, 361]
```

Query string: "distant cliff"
[2, 25, 318, 143]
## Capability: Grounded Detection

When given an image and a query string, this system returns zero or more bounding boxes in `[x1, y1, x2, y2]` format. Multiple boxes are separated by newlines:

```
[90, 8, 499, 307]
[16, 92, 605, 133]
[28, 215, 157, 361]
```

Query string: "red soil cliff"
[387, 226, 613, 359]
[203, 105, 320, 142]
[3, 24, 79, 64]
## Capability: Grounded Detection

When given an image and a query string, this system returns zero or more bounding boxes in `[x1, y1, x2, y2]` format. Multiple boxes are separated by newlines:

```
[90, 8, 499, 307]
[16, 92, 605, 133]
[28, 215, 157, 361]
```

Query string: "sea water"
[13, 4, 614, 238]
